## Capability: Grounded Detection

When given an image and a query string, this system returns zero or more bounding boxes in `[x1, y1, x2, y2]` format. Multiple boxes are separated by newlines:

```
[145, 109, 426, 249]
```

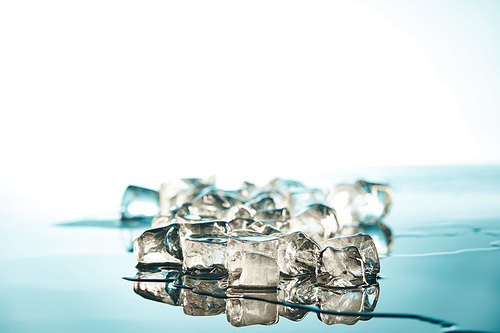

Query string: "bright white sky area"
[0, 1, 499, 221]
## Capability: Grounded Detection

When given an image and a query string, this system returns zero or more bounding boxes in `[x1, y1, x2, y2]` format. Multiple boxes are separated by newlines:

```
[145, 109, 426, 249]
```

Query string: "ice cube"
[178, 220, 230, 253]
[222, 204, 256, 221]
[231, 181, 257, 201]
[183, 235, 228, 276]
[159, 183, 182, 215]
[227, 251, 279, 289]
[289, 204, 340, 244]
[247, 221, 283, 235]
[227, 234, 279, 260]
[250, 190, 287, 209]
[267, 178, 306, 193]
[289, 188, 328, 215]
[277, 231, 319, 276]
[316, 246, 366, 288]
[121, 185, 159, 221]
[322, 234, 380, 278]
[340, 223, 392, 256]
[225, 233, 281, 288]
[180, 275, 226, 316]
[133, 225, 183, 264]
[254, 208, 290, 224]
[191, 188, 243, 218]
[326, 184, 359, 226]
[278, 276, 316, 321]
[226, 290, 279, 326]
[133, 270, 182, 306]
[316, 287, 364, 325]
[227, 218, 254, 231]
[246, 195, 276, 212]
[351, 180, 393, 224]
[151, 215, 171, 228]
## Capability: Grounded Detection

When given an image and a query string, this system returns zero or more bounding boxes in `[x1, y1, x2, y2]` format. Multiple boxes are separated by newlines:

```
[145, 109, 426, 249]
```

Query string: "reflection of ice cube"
[277, 231, 319, 276]
[133, 270, 181, 306]
[180, 276, 226, 316]
[317, 288, 364, 325]
[360, 284, 380, 320]
[183, 235, 228, 276]
[226, 290, 279, 327]
[289, 204, 340, 244]
[121, 185, 159, 221]
[316, 284, 380, 325]
[228, 251, 279, 289]
[322, 234, 380, 278]
[316, 246, 366, 288]
[278, 276, 316, 321]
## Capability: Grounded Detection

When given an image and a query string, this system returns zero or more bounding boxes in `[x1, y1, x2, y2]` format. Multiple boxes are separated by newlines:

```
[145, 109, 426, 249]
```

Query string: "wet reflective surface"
[0, 166, 499, 332]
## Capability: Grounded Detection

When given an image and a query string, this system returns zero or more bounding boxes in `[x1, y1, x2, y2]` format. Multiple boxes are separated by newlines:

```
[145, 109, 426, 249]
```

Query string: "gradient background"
[1, 1, 499, 223]
[0, 2, 499, 331]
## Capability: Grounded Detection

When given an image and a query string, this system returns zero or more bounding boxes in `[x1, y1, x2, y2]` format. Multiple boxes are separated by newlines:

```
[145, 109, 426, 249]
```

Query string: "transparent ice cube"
[289, 188, 328, 215]
[222, 204, 256, 221]
[289, 204, 340, 244]
[133, 226, 182, 264]
[227, 234, 279, 260]
[277, 231, 319, 276]
[183, 234, 228, 276]
[191, 188, 243, 218]
[121, 185, 159, 221]
[316, 246, 366, 288]
[254, 208, 290, 224]
[227, 218, 254, 231]
[227, 251, 279, 289]
[351, 180, 393, 224]
[322, 233, 380, 278]
[246, 195, 276, 212]
[247, 221, 283, 236]
[178, 220, 230, 253]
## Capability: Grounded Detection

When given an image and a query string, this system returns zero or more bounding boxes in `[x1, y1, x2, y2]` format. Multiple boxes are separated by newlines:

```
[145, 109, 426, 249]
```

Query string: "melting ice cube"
[322, 233, 380, 278]
[277, 231, 319, 276]
[183, 235, 228, 276]
[316, 246, 366, 288]
[289, 204, 340, 244]
[121, 185, 159, 221]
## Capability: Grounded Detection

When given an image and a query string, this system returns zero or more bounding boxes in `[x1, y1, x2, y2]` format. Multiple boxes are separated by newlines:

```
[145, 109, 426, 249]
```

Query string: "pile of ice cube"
[128, 176, 392, 289]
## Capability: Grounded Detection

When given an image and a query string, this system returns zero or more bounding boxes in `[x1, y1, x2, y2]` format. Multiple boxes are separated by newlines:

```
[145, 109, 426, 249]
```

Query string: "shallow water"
[1, 165, 499, 332]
